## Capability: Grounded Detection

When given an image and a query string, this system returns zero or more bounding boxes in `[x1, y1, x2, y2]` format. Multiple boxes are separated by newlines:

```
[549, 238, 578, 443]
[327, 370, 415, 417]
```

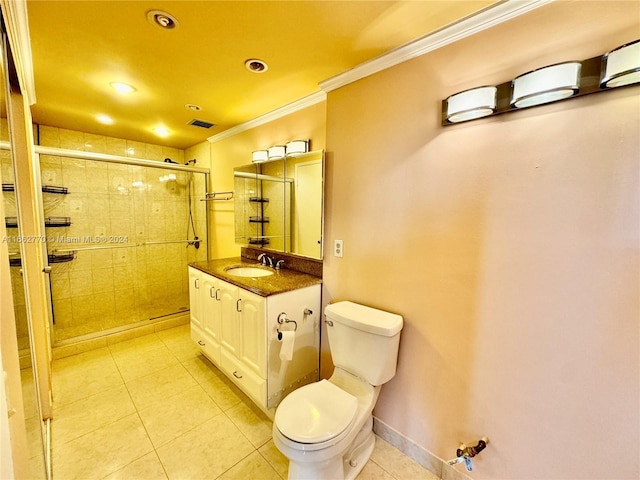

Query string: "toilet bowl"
[273, 301, 403, 480]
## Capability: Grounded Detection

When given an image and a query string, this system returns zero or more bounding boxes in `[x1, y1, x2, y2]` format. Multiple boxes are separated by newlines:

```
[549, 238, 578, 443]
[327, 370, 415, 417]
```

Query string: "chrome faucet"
[258, 253, 273, 267]
[275, 259, 285, 270]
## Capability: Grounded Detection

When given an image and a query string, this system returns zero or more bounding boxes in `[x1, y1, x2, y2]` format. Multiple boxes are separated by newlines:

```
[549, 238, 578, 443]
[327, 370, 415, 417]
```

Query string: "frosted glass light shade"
[252, 150, 268, 163]
[511, 62, 581, 108]
[285, 140, 309, 155]
[601, 39, 640, 88]
[268, 145, 286, 159]
[446, 86, 497, 123]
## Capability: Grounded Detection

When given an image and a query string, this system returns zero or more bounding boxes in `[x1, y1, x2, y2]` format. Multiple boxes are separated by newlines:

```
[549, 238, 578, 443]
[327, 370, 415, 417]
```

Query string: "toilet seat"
[275, 380, 358, 447]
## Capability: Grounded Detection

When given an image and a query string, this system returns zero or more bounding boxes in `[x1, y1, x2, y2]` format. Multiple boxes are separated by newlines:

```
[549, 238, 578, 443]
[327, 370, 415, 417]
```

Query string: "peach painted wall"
[323, 2, 639, 479]
[208, 102, 326, 258]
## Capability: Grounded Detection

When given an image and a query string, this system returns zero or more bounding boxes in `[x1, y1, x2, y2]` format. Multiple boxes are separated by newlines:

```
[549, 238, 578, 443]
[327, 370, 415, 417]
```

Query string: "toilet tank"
[325, 301, 403, 386]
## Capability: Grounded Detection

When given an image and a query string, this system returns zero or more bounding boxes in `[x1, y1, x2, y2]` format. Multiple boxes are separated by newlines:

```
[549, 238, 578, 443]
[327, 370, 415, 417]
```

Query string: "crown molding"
[319, 0, 554, 92]
[207, 91, 326, 144]
[208, 0, 551, 143]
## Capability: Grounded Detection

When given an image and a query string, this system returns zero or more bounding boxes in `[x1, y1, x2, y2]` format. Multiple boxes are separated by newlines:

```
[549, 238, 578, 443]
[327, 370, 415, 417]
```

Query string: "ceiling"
[26, 0, 496, 149]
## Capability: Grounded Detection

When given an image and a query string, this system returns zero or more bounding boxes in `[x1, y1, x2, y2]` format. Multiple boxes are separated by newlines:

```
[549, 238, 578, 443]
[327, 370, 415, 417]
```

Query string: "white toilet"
[273, 301, 403, 480]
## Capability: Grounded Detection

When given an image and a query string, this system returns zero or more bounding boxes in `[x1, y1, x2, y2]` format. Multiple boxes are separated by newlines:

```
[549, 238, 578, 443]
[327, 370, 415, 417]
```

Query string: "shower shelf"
[249, 216, 269, 223]
[8, 251, 76, 267]
[2, 184, 69, 194]
[4, 216, 72, 228]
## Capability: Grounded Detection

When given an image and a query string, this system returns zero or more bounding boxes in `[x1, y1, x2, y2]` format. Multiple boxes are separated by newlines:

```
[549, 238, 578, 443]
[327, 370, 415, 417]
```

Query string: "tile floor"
[51, 324, 438, 480]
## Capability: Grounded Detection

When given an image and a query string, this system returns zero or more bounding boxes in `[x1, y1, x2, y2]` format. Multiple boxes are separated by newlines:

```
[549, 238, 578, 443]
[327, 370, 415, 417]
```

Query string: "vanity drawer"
[191, 322, 221, 366]
[221, 347, 267, 407]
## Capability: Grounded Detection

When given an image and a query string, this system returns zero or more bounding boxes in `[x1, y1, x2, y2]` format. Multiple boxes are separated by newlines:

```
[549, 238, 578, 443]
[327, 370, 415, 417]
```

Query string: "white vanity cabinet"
[188, 266, 321, 416]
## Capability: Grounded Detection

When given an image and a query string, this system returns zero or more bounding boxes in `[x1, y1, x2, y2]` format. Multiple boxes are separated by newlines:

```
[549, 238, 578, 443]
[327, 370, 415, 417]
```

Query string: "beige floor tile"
[137, 385, 222, 448]
[107, 332, 165, 355]
[112, 343, 182, 381]
[52, 384, 135, 446]
[103, 451, 168, 480]
[156, 414, 254, 479]
[126, 363, 198, 411]
[156, 325, 200, 362]
[53, 348, 124, 406]
[356, 460, 396, 480]
[258, 440, 289, 479]
[371, 436, 439, 480]
[182, 356, 244, 411]
[225, 400, 273, 448]
[52, 414, 154, 480]
[217, 451, 281, 480]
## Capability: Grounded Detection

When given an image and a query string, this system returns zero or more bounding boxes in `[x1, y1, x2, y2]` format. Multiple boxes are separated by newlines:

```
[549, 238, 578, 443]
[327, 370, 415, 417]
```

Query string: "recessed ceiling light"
[245, 59, 268, 73]
[147, 10, 179, 29]
[96, 114, 114, 124]
[153, 126, 170, 137]
[185, 104, 202, 111]
[110, 82, 136, 94]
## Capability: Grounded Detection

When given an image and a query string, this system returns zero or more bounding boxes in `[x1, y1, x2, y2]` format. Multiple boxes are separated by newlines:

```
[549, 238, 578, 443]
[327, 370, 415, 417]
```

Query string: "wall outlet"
[334, 239, 344, 257]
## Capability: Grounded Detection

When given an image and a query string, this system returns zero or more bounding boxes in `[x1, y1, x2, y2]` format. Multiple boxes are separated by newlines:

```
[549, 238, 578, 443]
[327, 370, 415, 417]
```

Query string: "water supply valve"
[447, 437, 489, 472]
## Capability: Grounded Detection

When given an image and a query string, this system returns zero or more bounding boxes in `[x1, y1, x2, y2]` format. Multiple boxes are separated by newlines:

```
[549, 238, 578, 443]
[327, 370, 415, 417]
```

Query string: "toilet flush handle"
[325, 319, 333, 327]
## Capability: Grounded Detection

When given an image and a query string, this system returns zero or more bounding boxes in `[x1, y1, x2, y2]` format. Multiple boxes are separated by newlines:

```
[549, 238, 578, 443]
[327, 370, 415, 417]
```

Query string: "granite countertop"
[189, 257, 322, 297]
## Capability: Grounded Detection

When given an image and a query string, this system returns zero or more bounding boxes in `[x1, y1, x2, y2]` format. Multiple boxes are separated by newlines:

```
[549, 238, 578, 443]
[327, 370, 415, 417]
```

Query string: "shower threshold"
[51, 311, 189, 360]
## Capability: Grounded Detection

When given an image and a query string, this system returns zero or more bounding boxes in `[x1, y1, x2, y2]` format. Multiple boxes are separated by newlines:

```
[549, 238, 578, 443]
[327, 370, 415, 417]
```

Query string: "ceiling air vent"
[187, 119, 215, 129]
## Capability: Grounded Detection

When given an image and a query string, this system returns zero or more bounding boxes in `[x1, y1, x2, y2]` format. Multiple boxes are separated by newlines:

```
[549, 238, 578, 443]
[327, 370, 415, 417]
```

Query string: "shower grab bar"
[51, 244, 137, 254]
[141, 240, 198, 245]
[52, 239, 199, 253]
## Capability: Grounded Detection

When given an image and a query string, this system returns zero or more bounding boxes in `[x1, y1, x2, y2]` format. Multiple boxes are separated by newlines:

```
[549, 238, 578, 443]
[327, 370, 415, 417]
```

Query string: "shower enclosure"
[5, 146, 209, 346]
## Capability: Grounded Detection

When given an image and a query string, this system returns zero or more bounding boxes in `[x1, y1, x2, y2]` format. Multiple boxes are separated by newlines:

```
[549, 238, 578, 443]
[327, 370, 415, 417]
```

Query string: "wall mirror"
[234, 150, 324, 259]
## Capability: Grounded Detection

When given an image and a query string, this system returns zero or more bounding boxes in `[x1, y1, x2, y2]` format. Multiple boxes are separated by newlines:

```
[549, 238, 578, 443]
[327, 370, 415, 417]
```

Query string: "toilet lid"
[275, 380, 358, 444]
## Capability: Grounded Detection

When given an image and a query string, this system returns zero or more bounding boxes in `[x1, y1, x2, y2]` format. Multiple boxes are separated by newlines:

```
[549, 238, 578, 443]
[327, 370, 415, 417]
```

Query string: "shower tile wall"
[36, 125, 207, 343]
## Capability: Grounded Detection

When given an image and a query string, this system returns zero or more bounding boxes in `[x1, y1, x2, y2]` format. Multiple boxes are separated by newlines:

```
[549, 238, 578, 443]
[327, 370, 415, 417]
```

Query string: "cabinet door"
[219, 280, 240, 356]
[188, 267, 202, 330]
[201, 274, 222, 363]
[238, 290, 266, 377]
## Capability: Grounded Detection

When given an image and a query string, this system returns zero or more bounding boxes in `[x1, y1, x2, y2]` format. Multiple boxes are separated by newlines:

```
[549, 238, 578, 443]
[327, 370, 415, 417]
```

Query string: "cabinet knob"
[194, 278, 199, 289]
[233, 371, 243, 379]
[236, 299, 242, 312]
[209, 286, 215, 298]
[197, 340, 205, 346]
[215, 289, 221, 301]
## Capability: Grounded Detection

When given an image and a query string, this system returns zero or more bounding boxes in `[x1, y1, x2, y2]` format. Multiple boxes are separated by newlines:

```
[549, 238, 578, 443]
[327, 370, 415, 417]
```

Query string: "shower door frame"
[33, 144, 210, 345]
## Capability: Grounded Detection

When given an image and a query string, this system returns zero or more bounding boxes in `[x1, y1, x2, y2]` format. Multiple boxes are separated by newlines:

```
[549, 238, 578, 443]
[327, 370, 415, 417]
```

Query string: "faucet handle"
[275, 259, 285, 270]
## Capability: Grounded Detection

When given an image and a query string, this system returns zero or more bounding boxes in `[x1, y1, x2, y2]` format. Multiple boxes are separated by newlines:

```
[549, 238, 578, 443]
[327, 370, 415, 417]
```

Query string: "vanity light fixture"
[285, 140, 310, 156]
[511, 62, 581, 108]
[252, 150, 269, 163]
[445, 86, 497, 123]
[442, 38, 639, 126]
[601, 39, 640, 88]
[268, 145, 286, 160]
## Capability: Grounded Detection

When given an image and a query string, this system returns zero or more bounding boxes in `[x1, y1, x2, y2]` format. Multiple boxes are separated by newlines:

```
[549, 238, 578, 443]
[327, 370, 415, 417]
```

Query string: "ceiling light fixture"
[110, 82, 136, 94]
[147, 10, 178, 30]
[96, 114, 114, 125]
[153, 126, 170, 137]
[245, 59, 268, 73]
[601, 39, 640, 88]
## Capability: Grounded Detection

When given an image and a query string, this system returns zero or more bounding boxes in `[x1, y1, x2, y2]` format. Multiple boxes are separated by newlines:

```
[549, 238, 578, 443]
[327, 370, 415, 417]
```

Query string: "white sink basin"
[225, 266, 274, 278]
